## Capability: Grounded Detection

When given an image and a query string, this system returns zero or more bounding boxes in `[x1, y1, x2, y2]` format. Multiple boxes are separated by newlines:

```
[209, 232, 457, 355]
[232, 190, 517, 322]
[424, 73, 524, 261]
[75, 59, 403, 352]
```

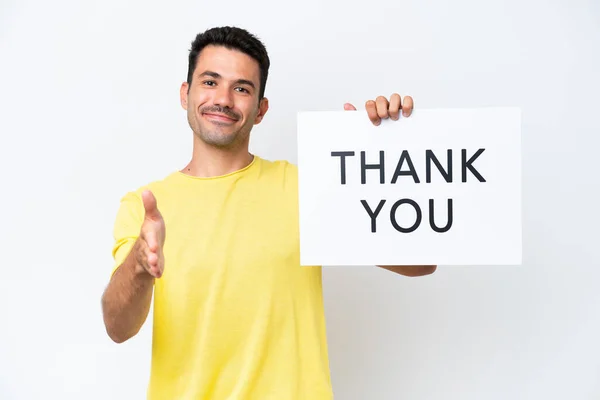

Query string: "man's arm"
[102, 190, 165, 343]
[101, 240, 155, 343]
[377, 265, 437, 277]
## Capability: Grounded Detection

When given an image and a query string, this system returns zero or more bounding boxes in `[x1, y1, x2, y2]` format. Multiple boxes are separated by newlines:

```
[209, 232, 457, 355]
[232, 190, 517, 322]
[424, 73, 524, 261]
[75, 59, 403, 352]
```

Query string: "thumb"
[142, 190, 161, 221]
[343, 103, 357, 111]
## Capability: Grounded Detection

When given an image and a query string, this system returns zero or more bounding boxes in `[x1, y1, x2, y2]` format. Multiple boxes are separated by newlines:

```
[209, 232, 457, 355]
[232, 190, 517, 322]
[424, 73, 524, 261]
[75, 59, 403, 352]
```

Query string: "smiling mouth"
[203, 112, 238, 123]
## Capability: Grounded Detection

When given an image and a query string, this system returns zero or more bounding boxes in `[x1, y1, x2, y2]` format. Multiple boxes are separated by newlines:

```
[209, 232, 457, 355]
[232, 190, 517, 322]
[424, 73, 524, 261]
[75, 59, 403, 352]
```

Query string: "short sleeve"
[111, 190, 144, 276]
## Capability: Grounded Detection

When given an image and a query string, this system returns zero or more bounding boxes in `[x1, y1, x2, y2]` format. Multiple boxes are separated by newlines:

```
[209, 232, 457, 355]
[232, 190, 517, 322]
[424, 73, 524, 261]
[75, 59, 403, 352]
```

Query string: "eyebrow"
[198, 70, 256, 89]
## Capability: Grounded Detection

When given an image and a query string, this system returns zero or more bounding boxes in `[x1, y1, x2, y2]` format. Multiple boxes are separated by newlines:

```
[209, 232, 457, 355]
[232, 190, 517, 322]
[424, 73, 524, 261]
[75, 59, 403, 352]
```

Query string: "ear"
[180, 82, 189, 110]
[253, 97, 269, 124]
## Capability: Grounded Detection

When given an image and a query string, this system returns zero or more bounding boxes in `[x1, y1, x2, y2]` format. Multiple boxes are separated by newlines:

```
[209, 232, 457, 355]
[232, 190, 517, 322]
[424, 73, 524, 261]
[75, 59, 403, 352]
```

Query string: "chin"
[197, 131, 239, 148]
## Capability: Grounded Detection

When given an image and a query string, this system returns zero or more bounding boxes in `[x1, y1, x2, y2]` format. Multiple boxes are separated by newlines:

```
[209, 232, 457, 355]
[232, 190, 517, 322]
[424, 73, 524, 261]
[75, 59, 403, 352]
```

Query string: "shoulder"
[255, 157, 299, 191]
[257, 156, 298, 178]
[132, 171, 182, 195]
[258, 156, 296, 170]
[115, 172, 180, 215]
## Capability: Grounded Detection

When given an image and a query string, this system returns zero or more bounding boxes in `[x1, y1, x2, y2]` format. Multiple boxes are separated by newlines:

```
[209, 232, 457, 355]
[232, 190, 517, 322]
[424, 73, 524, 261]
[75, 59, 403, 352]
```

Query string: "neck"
[181, 136, 254, 178]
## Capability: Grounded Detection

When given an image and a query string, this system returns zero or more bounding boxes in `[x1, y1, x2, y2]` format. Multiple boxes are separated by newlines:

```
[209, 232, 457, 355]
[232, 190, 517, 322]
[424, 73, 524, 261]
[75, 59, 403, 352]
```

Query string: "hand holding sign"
[341, 94, 435, 276]
[343, 94, 414, 123]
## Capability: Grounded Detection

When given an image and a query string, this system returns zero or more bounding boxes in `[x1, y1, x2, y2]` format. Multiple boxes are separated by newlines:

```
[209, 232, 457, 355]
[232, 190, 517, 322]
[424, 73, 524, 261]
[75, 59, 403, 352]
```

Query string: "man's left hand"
[342, 94, 436, 277]
[344, 94, 414, 125]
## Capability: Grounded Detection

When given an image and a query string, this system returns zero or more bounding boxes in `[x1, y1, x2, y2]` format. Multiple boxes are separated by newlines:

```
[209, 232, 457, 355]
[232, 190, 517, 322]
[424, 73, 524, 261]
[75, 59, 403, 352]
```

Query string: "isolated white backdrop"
[1, 0, 599, 399]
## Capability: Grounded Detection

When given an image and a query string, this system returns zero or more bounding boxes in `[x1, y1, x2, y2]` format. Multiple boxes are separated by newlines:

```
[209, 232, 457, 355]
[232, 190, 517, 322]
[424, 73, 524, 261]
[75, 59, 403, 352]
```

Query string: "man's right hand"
[134, 190, 166, 278]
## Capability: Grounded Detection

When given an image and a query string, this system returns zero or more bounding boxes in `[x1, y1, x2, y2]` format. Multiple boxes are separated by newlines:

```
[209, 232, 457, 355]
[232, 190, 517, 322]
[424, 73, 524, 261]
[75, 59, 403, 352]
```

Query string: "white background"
[1, 0, 599, 399]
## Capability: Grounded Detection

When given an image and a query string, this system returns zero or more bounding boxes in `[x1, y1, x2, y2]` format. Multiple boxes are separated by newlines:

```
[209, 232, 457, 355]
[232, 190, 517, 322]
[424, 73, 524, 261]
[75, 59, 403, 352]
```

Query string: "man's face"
[180, 45, 268, 148]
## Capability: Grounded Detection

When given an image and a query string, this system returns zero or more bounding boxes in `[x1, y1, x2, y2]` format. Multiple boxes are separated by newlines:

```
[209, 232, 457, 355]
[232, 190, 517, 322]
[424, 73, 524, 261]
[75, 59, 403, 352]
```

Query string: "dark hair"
[187, 26, 270, 100]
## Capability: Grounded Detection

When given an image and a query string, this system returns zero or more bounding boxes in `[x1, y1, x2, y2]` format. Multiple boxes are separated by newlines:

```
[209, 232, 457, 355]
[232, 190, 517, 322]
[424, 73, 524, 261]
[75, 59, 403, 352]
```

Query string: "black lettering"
[462, 149, 486, 182]
[361, 151, 385, 184]
[391, 150, 420, 183]
[361, 199, 386, 233]
[429, 199, 453, 233]
[390, 199, 422, 233]
[426, 150, 452, 183]
[331, 151, 355, 185]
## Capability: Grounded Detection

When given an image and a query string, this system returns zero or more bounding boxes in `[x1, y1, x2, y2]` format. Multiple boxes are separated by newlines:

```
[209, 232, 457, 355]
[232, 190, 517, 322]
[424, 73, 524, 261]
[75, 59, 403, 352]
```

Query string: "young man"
[101, 26, 436, 400]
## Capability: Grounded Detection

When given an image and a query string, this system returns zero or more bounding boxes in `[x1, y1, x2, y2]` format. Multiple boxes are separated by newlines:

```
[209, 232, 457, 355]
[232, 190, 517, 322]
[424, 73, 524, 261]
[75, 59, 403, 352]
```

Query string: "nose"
[213, 85, 234, 108]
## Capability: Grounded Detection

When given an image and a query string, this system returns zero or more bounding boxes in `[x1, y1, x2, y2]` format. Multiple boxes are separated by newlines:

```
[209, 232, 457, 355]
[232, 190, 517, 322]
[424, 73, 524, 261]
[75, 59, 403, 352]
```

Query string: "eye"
[235, 87, 250, 93]
[202, 80, 216, 86]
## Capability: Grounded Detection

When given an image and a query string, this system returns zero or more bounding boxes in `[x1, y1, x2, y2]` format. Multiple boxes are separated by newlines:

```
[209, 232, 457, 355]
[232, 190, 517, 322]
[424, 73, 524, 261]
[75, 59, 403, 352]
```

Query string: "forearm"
[101, 242, 154, 343]
[377, 265, 437, 276]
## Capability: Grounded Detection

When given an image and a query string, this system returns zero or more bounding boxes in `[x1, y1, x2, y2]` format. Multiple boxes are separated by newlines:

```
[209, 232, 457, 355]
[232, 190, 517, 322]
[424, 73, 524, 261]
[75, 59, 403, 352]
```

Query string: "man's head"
[180, 26, 270, 149]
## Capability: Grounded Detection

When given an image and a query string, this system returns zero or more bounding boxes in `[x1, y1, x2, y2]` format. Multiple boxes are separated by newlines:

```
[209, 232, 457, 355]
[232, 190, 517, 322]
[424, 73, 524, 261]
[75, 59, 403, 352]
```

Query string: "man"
[101, 26, 436, 400]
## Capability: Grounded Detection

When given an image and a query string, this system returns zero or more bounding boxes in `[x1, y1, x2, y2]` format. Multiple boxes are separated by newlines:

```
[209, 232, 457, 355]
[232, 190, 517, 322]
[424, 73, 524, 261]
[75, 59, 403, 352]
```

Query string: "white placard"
[297, 107, 521, 266]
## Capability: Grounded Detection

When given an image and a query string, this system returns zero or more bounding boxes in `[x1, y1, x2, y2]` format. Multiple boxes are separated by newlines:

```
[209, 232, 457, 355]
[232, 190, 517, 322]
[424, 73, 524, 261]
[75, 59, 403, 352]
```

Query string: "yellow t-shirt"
[111, 156, 333, 400]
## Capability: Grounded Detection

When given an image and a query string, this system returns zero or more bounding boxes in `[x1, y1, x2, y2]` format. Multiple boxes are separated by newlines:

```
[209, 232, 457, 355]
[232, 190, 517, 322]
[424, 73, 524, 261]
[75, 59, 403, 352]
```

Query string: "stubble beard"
[189, 111, 253, 149]
[196, 124, 242, 148]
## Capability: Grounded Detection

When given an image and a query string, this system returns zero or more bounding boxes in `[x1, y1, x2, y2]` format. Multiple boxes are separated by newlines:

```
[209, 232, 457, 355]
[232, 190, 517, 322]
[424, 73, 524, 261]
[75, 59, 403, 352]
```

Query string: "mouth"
[202, 112, 239, 124]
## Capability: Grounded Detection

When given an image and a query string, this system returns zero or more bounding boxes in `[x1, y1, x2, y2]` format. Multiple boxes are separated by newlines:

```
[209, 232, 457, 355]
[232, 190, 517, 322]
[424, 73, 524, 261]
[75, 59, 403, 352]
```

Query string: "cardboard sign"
[297, 107, 521, 266]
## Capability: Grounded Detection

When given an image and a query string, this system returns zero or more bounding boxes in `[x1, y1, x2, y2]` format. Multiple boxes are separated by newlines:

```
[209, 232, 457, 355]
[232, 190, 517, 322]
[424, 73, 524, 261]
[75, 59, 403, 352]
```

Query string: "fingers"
[402, 95, 414, 117]
[145, 227, 158, 252]
[365, 100, 380, 125]
[140, 217, 166, 278]
[142, 190, 162, 221]
[137, 190, 166, 278]
[146, 244, 164, 278]
[146, 247, 164, 278]
[343, 103, 357, 111]
[375, 96, 389, 120]
[136, 234, 164, 278]
[388, 93, 401, 120]
[364, 94, 414, 125]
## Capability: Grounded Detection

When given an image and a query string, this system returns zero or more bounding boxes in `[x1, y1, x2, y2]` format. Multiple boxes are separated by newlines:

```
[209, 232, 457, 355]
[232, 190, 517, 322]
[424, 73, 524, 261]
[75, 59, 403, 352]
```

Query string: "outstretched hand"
[135, 190, 166, 278]
[344, 94, 414, 125]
